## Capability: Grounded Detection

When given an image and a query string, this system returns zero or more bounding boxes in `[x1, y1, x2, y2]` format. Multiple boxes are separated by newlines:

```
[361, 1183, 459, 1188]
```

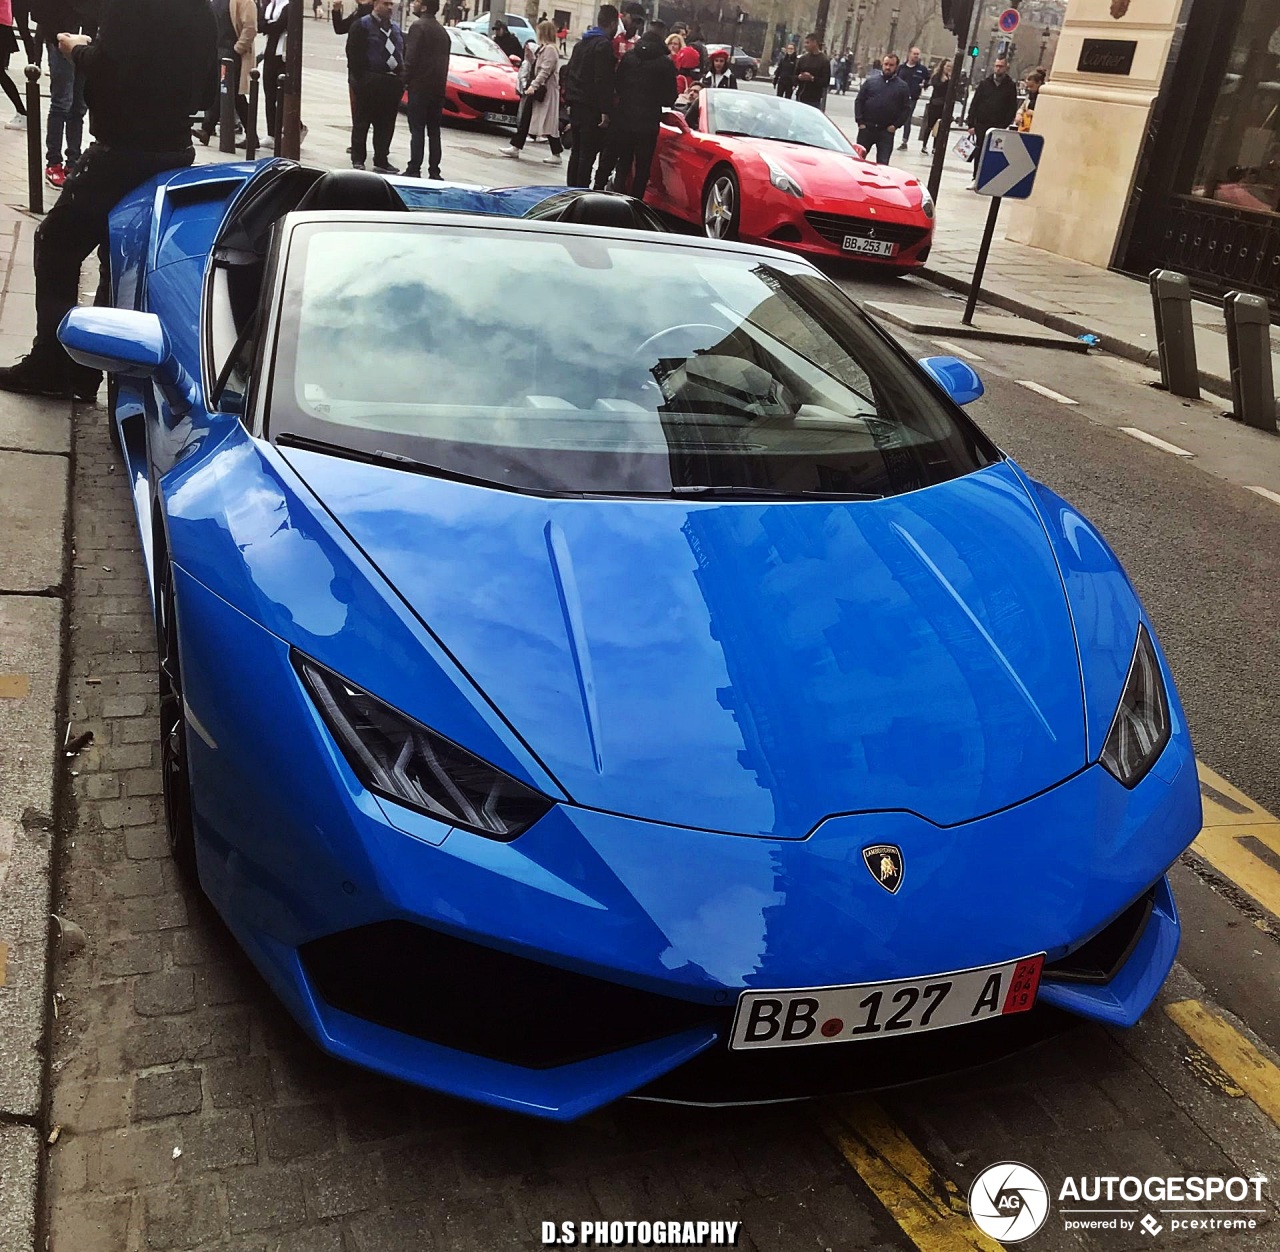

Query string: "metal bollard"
[1149, 269, 1200, 400]
[275, 72, 287, 150]
[246, 68, 260, 161]
[24, 64, 41, 214]
[219, 55, 238, 153]
[1223, 291, 1277, 433]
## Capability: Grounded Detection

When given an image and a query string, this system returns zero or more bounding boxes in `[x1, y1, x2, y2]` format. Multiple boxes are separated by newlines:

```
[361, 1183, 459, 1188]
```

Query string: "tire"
[743, 66, 755, 81]
[156, 543, 198, 881]
[702, 167, 740, 241]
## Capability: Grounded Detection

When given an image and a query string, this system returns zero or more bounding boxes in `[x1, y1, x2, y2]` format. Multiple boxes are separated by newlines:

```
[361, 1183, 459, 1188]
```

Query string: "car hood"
[451, 56, 518, 93]
[738, 138, 925, 208]
[283, 453, 1087, 839]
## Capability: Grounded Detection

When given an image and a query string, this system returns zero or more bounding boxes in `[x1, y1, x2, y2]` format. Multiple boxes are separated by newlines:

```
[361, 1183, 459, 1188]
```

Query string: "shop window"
[1189, 0, 1280, 217]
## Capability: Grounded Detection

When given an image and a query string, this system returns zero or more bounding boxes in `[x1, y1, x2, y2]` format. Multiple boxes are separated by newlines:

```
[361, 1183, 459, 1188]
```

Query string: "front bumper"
[175, 569, 1199, 1120]
[740, 191, 934, 267]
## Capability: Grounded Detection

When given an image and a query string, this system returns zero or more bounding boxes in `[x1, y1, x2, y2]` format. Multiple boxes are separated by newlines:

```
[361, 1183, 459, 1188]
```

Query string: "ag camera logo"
[969, 1162, 1050, 1242]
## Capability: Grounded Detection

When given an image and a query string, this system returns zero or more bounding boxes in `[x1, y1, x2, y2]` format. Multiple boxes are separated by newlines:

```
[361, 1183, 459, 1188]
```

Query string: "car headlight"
[447, 74, 471, 87]
[295, 654, 552, 840]
[919, 187, 935, 219]
[1099, 625, 1170, 788]
[765, 158, 803, 198]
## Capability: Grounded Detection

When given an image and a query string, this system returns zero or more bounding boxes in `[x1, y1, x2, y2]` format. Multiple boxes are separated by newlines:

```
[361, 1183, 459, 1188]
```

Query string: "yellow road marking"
[0, 674, 30, 699]
[817, 1097, 1003, 1252]
[1195, 762, 1280, 920]
[1165, 1000, 1280, 1127]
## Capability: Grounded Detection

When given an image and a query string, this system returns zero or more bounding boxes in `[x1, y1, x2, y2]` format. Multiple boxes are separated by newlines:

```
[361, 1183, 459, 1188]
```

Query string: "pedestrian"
[672, 43, 698, 95]
[10, 0, 35, 62]
[793, 32, 826, 109]
[1016, 66, 1045, 131]
[562, 4, 617, 189]
[773, 41, 796, 98]
[965, 55, 1017, 187]
[854, 52, 910, 165]
[834, 50, 850, 95]
[346, 0, 404, 172]
[403, 0, 449, 178]
[261, 0, 289, 143]
[499, 19, 563, 166]
[194, 0, 256, 147]
[599, 23, 674, 197]
[702, 46, 734, 90]
[897, 46, 930, 149]
[33, 0, 92, 188]
[556, 18, 566, 51]
[919, 57, 951, 153]
[664, 30, 681, 56]
[311, 0, 320, 16]
[686, 22, 707, 73]
[333, 0, 374, 140]
[0, 0, 27, 130]
[0, 0, 216, 399]
[613, 0, 642, 59]
[490, 19, 521, 59]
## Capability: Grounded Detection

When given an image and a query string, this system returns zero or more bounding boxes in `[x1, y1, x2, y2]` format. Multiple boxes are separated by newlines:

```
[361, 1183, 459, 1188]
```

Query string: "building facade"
[1007, 0, 1280, 309]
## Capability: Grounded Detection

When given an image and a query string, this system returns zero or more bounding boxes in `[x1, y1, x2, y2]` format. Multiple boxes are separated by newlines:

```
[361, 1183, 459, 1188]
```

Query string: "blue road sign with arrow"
[975, 130, 1044, 200]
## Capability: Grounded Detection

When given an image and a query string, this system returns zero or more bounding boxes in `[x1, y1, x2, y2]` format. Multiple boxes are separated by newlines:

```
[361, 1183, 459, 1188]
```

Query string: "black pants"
[921, 99, 945, 147]
[969, 126, 990, 165]
[351, 73, 401, 166]
[511, 95, 563, 154]
[202, 89, 249, 137]
[34, 143, 193, 358]
[263, 53, 284, 139]
[567, 112, 605, 188]
[405, 89, 443, 177]
[599, 127, 657, 198]
[12, 0, 36, 62]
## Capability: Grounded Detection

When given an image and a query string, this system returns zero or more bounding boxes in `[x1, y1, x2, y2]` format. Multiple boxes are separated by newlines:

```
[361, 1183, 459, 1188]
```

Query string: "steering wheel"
[632, 323, 725, 361]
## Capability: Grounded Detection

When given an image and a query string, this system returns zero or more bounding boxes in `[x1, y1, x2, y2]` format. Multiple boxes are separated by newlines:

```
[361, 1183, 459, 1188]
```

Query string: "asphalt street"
[29, 56, 1280, 1252]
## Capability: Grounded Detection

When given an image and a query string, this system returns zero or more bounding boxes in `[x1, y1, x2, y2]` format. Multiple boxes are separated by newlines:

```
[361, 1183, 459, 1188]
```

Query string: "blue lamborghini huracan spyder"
[60, 160, 1201, 1120]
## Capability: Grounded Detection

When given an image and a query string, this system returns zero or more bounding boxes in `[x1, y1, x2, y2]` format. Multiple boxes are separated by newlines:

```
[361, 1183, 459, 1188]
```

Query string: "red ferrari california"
[647, 89, 935, 270]
[439, 27, 522, 125]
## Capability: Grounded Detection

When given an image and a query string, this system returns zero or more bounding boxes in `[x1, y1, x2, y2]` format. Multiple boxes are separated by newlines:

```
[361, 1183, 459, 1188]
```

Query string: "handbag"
[533, 82, 548, 102]
[954, 133, 976, 160]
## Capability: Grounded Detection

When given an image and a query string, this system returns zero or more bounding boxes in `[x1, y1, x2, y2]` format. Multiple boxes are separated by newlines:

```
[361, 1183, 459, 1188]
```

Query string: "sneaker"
[498, 145, 520, 158]
[541, 153, 562, 165]
[300, 123, 309, 143]
[192, 128, 214, 146]
[403, 167, 421, 179]
[0, 351, 99, 401]
[351, 161, 366, 170]
[4, 113, 25, 131]
[45, 164, 66, 189]
[898, 143, 907, 150]
[372, 162, 399, 174]
[968, 178, 978, 190]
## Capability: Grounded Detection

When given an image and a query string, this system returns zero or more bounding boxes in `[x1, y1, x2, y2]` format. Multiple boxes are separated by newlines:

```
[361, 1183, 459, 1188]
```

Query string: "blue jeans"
[856, 125, 895, 166]
[45, 40, 85, 168]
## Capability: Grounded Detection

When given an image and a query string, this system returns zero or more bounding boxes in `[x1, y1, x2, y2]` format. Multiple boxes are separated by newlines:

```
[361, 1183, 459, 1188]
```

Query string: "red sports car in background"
[646, 89, 935, 270]
[417, 27, 522, 126]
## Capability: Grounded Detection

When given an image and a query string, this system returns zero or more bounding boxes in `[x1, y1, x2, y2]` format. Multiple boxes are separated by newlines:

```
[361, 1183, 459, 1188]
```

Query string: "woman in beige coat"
[498, 20, 563, 165]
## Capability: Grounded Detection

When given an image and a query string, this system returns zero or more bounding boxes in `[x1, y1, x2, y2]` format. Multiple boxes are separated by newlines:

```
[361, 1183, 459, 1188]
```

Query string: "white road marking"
[1246, 485, 1280, 507]
[1120, 427, 1194, 457]
[1017, 380, 1079, 405]
[931, 339, 985, 362]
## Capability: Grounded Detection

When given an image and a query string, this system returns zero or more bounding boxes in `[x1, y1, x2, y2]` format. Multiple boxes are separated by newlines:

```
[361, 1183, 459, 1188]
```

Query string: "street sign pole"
[963, 195, 1002, 325]
[280, 0, 305, 162]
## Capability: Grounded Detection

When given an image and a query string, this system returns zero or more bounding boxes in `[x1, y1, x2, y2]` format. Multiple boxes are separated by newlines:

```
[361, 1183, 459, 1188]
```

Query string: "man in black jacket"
[597, 25, 675, 198]
[854, 53, 911, 164]
[0, 0, 215, 399]
[793, 33, 827, 109]
[563, 4, 618, 188]
[346, 0, 405, 173]
[897, 47, 930, 149]
[965, 56, 1018, 187]
[403, 0, 450, 179]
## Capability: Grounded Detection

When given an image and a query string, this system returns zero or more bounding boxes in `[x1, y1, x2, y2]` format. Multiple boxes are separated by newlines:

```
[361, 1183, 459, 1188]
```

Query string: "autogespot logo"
[969, 1162, 1051, 1243]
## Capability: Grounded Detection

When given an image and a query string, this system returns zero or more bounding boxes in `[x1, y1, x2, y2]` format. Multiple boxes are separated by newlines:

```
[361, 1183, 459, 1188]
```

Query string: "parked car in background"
[461, 10, 538, 48]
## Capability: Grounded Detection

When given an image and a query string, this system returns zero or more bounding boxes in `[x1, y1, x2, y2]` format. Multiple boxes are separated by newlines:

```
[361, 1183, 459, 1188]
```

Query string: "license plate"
[484, 111, 513, 123]
[842, 235, 897, 257]
[730, 954, 1044, 1050]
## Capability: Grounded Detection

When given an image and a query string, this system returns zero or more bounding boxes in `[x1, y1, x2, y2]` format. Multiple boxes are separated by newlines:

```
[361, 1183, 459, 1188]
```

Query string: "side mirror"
[59, 307, 166, 376]
[662, 110, 690, 132]
[918, 355, 985, 406]
[851, 143, 867, 160]
[510, 54, 521, 66]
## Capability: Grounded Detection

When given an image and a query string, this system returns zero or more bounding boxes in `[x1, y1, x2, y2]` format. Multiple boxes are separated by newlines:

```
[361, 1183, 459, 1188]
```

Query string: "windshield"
[707, 90, 854, 153]
[449, 28, 507, 62]
[269, 223, 995, 498]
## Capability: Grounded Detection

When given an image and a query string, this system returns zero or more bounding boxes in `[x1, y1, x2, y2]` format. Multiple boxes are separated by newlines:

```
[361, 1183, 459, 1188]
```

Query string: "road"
[40, 72, 1280, 1252]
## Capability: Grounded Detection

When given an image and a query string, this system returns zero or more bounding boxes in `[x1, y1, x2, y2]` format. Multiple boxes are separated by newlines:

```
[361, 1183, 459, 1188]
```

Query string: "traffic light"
[941, 0, 974, 36]
[970, 44, 980, 57]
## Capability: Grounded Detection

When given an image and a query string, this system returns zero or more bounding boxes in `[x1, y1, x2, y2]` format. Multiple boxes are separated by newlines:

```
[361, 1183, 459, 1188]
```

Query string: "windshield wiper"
[276, 433, 523, 494]
[669, 484, 882, 500]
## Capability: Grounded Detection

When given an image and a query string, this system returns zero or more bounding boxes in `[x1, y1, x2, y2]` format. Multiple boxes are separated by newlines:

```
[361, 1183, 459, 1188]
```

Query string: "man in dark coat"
[490, 19, 522, 59]
[897, 46, 930, 148]
[403, 0, 449, 178]
[854, 52, 911, 164]
[794, 32, 827, 108]
[563, 3, 617, 188]
[347, 0, 405, 172]
[966, 56, 1018, 187]
[597, 25, 675, 198]
[0, 0, 215, 398]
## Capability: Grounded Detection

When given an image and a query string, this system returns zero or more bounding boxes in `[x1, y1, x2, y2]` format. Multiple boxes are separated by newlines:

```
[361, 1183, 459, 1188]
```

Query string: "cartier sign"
[1078, 38, 1137, 75]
